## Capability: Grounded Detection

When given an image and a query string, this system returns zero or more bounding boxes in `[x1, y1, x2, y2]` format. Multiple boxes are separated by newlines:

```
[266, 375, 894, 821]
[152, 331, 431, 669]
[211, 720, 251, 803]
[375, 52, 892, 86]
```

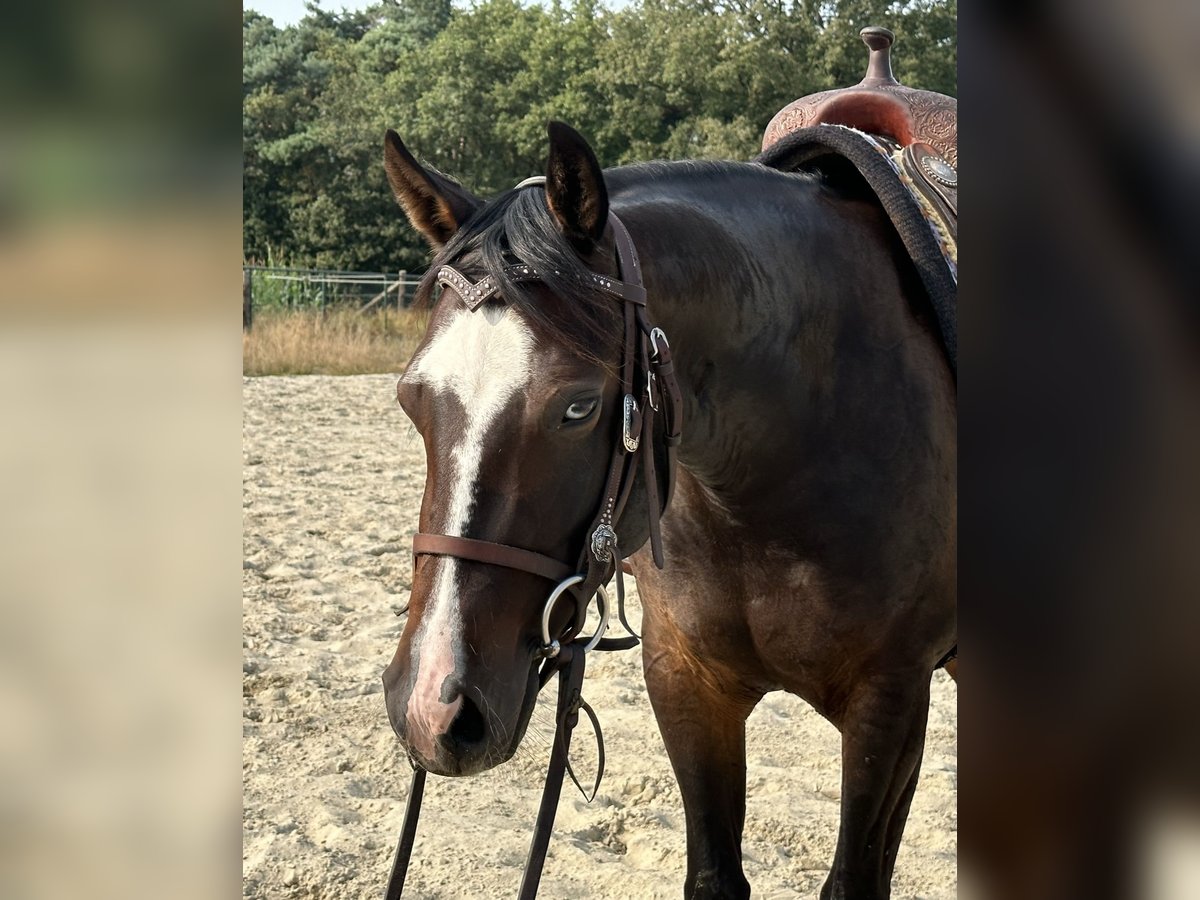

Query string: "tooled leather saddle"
[762, 26, 957, 244]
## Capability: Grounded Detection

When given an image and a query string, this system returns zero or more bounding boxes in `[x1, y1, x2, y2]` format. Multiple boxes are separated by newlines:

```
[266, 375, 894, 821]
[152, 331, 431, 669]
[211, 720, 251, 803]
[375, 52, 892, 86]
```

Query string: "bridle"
[384, 178, 683, 899]
[412, 183, 682, 651]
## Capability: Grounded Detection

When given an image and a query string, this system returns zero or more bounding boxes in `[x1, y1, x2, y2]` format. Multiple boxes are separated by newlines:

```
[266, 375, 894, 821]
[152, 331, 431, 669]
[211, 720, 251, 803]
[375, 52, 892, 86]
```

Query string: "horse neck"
[612, 165, 929, 508]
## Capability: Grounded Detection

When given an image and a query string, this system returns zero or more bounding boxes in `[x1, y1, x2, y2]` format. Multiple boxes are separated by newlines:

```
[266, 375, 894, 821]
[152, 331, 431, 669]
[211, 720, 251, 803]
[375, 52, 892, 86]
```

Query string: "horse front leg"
[822, 672, 931, 900]
[642, 607, 763, 900]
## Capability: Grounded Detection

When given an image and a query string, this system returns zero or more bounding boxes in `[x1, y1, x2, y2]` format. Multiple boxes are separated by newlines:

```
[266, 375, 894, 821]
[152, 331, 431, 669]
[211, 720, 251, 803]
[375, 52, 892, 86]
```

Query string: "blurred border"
[0, 1, 242, 898]
[965, 0, 1200, 897]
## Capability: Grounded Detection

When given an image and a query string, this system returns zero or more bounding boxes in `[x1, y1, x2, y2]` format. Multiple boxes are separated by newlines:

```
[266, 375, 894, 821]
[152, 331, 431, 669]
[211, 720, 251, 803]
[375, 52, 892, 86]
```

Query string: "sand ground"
[243, 374, 957, 899]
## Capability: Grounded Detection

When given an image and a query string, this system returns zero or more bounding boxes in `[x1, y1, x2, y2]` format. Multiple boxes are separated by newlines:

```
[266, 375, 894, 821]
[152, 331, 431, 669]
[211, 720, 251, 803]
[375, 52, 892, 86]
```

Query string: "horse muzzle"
[382, 655, 538, 777]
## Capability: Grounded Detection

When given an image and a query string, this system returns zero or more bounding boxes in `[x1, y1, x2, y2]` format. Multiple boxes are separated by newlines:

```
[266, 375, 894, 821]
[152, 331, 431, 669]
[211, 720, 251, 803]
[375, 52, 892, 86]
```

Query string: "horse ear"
[544, 121, 609, 249]
[383, 129, 481, 249]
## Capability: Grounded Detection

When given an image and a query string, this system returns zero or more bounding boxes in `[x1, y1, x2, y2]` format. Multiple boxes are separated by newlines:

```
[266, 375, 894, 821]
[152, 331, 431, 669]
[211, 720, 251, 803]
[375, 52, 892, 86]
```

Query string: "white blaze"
[404, 304, 534, 753]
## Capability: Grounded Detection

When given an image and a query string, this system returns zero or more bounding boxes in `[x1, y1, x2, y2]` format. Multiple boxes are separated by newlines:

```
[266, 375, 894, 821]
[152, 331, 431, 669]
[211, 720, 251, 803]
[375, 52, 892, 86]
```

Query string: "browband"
[435, 199, 647, 310]
[437, 261, 646, 311]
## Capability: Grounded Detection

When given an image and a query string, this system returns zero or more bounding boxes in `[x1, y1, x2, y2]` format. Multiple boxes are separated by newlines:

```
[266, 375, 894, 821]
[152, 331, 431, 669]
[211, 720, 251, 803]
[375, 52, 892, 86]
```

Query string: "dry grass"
[242, 307, 428, 376]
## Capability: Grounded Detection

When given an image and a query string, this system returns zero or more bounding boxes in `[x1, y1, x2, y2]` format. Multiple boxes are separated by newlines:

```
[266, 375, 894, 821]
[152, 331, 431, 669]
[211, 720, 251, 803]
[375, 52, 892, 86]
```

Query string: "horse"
[380, 120, 956, 899]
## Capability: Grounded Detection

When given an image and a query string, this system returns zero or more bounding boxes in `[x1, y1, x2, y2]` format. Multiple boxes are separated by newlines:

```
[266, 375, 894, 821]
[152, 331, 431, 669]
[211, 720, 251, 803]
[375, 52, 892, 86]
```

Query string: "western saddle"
[762, 27, 957, 243]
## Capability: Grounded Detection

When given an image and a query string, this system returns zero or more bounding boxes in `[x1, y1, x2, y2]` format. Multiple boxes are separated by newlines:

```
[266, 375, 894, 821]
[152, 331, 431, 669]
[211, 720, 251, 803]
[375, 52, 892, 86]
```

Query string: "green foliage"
[243, 0, 956, 272]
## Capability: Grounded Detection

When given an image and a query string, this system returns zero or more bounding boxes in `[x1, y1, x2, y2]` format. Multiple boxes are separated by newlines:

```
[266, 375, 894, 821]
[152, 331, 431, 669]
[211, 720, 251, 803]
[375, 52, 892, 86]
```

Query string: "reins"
[385, 643, 591, 900]
[383, 181, 682, 899]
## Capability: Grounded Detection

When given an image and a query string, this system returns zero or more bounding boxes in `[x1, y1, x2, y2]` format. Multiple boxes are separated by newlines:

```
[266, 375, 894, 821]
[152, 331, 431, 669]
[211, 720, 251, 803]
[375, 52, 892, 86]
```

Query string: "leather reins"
[384, 182, 683, 899]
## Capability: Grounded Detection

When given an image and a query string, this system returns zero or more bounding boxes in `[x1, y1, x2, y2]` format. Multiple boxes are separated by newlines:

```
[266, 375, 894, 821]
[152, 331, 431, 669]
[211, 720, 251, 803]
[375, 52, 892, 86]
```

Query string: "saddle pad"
[861, 133, 958, 274]
[756, 123, 957, 376]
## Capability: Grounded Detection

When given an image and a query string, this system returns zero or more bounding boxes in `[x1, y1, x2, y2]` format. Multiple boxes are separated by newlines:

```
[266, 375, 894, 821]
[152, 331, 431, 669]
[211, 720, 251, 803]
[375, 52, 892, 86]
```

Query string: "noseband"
[385, 179, 683, 899]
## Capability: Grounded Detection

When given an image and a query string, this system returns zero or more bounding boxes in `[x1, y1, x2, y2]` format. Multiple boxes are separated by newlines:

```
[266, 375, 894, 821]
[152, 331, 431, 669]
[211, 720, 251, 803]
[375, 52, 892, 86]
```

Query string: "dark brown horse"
[381, 121, 955, 899]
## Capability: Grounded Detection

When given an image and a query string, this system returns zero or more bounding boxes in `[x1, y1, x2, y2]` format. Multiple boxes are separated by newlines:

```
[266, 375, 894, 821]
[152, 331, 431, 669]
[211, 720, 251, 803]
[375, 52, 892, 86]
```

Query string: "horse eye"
[563, 398, 599, 422]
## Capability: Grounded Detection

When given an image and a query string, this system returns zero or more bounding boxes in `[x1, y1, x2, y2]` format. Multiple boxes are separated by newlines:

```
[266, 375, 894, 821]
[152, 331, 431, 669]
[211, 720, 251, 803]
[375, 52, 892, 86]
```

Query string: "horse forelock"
[416, 186, 624, 370]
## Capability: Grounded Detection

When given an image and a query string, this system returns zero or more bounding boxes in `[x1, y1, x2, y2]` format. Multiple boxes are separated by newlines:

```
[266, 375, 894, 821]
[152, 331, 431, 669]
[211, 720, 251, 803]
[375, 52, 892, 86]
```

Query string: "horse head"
[380, 123, 660, 776]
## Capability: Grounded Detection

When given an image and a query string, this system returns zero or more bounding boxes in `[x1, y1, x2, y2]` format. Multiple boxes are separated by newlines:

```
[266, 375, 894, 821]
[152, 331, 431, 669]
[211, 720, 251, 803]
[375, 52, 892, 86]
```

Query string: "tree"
[242, 0, 957, 270]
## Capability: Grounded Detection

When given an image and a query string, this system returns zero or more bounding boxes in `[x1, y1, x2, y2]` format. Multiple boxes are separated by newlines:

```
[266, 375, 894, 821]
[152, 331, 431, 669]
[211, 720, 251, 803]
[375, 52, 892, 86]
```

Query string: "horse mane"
[416, 186, 624, 369]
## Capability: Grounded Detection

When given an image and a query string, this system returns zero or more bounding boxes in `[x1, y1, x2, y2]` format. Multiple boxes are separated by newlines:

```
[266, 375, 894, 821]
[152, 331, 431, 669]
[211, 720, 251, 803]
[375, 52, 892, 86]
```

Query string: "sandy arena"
[243, 374, 957, 898]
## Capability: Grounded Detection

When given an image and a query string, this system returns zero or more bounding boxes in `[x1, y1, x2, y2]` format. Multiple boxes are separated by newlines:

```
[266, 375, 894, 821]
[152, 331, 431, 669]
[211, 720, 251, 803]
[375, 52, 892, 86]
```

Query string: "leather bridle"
[384, 179, 683, 899]
[411, 186, 682, 657]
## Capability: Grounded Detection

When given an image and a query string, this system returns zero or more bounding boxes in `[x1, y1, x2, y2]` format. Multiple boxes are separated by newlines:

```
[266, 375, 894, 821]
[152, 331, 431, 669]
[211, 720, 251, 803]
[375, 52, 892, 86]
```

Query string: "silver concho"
[591, 524, 617, 563]
[921, 154, 958, 188]
[622, 394, 640, 453]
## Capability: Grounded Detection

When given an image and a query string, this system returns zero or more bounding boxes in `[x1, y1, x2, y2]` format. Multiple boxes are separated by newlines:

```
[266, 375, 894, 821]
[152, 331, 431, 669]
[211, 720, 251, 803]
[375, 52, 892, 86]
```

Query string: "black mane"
[417, 186, 624, 368]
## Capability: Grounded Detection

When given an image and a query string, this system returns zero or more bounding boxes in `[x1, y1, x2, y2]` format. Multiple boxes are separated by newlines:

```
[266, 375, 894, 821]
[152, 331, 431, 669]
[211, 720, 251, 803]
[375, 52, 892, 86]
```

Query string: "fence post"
[397, 270, 407, 309]
[243, 268, 253, 331]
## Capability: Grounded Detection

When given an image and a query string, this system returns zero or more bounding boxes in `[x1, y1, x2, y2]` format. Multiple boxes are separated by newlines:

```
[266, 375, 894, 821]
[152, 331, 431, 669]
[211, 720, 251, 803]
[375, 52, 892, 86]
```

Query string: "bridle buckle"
[649, 326, 670, 360]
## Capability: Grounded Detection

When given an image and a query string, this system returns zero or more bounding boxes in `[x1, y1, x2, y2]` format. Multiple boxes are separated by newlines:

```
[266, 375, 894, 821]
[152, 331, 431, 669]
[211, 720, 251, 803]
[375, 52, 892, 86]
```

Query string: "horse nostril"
[445, 694, 487, 747]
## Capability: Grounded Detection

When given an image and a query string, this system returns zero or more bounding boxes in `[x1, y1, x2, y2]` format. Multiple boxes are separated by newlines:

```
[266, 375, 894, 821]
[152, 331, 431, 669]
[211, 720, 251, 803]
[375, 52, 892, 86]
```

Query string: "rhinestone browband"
[436, 262, 646, 311]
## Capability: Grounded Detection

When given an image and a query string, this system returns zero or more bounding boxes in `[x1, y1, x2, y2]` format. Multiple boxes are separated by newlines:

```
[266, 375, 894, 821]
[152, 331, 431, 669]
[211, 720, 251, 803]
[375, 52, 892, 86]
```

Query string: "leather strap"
[593, 562, 640, 651]
[383, 766, 426, 900]
[517, 643, 587, 900]
[645, 317, 682, 509]
[438, 263, 646, 312]
[412, 533, 574, 584]
[383, 643, 593, 900]
[572, 286, 638, 606]
[609, 212, 642, 286]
